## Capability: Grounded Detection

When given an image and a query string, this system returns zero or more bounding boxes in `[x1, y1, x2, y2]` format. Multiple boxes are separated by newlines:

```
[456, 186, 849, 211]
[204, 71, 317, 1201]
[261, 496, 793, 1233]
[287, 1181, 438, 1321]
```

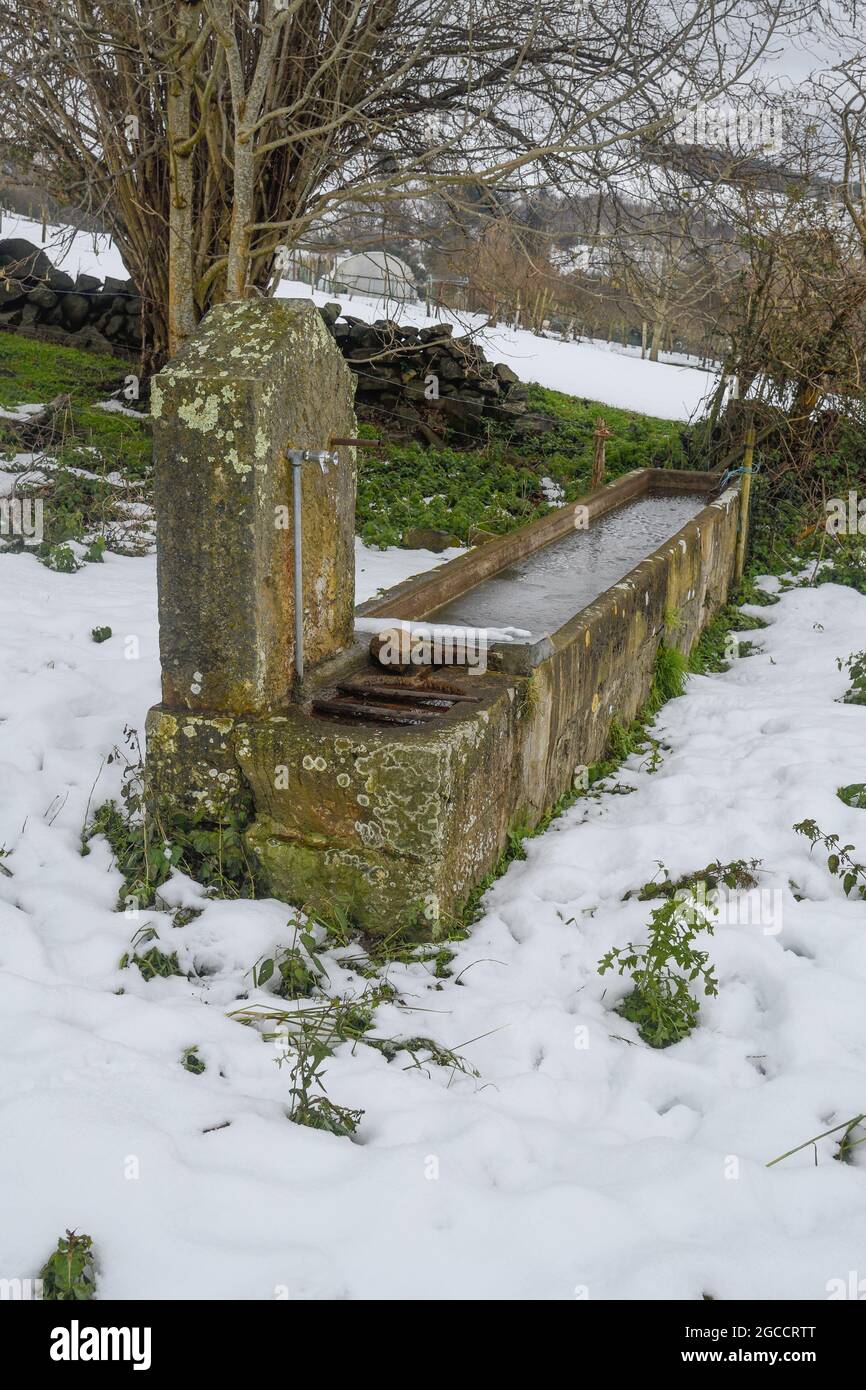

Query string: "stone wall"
[317, 302, 531, 437]
[0, 243, 531, 439]
[0, 238, 141, 353]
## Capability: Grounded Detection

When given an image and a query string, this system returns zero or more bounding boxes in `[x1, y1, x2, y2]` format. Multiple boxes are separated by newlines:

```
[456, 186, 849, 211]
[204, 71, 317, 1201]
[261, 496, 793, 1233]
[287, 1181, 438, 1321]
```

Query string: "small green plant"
[252, 923, 327, 999]
[837, 650, 866, 705]
[816, 541, 866, 595]
[317, 898, 358, 949]
[599, 881, 719, 1047]
[369, 1034, 479, 1078]
[119, 924, 182, 980]
[629, 857, 762, 901]
[90, 625, 112, 643]
[650, 643, 688, 707]
[606, 716, 636, 763]
[172, 905, 203, 928]
[517, 673, 541, 721]
[234, 983, 480, 1100]
[838, 784, 866, 809]
[279, 1030, 363, 1138]
[39, 1230, 96, 1300]
[638, 737, 664, 774]
[181, 1046, 206, 1074]
[84, 537, 106, 564]
[84, 727, 256, 907]
[43, 541, 80, 573]
[793, 819, 866, 899]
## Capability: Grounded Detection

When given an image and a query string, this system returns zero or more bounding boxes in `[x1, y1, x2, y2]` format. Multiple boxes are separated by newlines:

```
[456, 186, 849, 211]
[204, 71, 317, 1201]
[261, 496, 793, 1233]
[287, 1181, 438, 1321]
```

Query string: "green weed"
[599, 880, 719, 1048]
[119, 925, 182, 981]
[39, 1230, 96, 1301]
[84, 728, 256, 908]
[181, 1046, 206, 1074]
[837, 650, 866, 705]
[629, 857, 762, 901]
[793, 819, 866, 899]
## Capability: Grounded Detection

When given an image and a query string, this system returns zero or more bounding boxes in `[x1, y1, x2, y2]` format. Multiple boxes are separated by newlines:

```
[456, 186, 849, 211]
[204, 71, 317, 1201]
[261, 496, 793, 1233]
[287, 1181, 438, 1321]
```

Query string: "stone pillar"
[150, 298, 357, 714]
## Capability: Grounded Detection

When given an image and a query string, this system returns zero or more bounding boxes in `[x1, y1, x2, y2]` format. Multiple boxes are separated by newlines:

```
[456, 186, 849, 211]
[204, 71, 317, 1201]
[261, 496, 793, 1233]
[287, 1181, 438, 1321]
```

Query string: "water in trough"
[427, 492, 706, 639]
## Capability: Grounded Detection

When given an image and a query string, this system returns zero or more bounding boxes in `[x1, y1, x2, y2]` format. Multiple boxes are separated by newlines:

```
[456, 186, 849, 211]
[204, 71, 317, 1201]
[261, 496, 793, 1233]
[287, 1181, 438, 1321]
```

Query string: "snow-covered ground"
[2, 211, 864, 1300]
[1, 541, 865, 1299]
[0, 211, 719, 422]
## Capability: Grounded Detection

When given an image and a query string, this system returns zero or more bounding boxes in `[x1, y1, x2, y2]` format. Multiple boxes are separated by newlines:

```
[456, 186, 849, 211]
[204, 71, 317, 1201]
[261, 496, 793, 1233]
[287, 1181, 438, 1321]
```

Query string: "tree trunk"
[166, 12, 199, 357]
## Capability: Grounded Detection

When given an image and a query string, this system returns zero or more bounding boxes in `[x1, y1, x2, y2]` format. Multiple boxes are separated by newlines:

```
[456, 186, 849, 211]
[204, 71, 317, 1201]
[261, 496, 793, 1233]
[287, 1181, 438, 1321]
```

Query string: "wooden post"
[735, 423, 756, 583]
[592, 417, 613, 490]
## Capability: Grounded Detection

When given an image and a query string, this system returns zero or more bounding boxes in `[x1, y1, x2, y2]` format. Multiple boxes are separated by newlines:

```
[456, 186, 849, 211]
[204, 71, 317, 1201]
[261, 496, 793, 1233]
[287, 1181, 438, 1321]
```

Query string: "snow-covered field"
[1, 540, 865, 1299]
[275, 279, 718, 422]
[0, 211, 719, 422]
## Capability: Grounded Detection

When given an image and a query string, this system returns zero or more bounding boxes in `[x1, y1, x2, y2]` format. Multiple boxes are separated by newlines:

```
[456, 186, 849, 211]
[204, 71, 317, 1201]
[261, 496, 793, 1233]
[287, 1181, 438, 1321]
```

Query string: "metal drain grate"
[311, 682, 480, 726]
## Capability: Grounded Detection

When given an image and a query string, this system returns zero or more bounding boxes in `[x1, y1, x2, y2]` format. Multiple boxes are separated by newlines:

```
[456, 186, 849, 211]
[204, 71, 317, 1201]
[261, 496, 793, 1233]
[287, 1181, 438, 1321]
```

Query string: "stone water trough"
[146, 299, 742, 936]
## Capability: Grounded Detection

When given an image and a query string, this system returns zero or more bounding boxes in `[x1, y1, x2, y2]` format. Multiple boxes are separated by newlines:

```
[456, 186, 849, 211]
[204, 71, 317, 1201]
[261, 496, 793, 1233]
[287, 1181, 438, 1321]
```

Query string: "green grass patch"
[0, 332, 131, 406]
[524, 382, 688, 475]
[356, 434, 551, 548]
[0, 332, 149, 470]
[688, 594, 768, 674]
[356, 385, 691, 549]
[0, 334, 151, 566]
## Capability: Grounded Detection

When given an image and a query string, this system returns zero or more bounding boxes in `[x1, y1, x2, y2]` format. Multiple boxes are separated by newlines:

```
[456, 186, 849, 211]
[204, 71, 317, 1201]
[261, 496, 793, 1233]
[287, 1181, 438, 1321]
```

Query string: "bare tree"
[618, 22, 866, 475]
[0, 0, 801, 365]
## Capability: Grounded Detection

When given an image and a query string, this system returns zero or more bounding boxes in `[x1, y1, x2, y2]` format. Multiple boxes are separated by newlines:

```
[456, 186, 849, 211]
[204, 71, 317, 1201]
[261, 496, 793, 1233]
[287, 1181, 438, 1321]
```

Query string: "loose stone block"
[151, 298, 357, 714]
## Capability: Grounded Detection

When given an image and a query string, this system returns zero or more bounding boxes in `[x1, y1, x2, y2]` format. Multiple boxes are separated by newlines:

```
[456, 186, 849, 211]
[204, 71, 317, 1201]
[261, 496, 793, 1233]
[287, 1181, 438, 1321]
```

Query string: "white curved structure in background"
[321, 249, 418, 301]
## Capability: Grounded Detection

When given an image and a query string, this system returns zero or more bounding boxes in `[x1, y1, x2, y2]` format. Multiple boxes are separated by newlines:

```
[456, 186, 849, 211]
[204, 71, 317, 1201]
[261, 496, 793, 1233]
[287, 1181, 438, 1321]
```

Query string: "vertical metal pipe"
[292, 453, 304, 686]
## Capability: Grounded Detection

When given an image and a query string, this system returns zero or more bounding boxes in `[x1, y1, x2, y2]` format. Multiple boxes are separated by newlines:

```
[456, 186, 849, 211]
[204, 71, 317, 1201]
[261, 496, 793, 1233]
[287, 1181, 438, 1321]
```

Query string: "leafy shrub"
[279, 1032, 363, 1138]
[42, 542, 80, 573]
[650, 643, 688, 707]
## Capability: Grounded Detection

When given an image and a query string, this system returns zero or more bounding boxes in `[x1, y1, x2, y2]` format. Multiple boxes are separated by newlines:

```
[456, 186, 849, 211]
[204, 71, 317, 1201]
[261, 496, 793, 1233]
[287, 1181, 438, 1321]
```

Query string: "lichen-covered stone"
[151, 298, 357, 714]
[145, 707, 249, 823]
